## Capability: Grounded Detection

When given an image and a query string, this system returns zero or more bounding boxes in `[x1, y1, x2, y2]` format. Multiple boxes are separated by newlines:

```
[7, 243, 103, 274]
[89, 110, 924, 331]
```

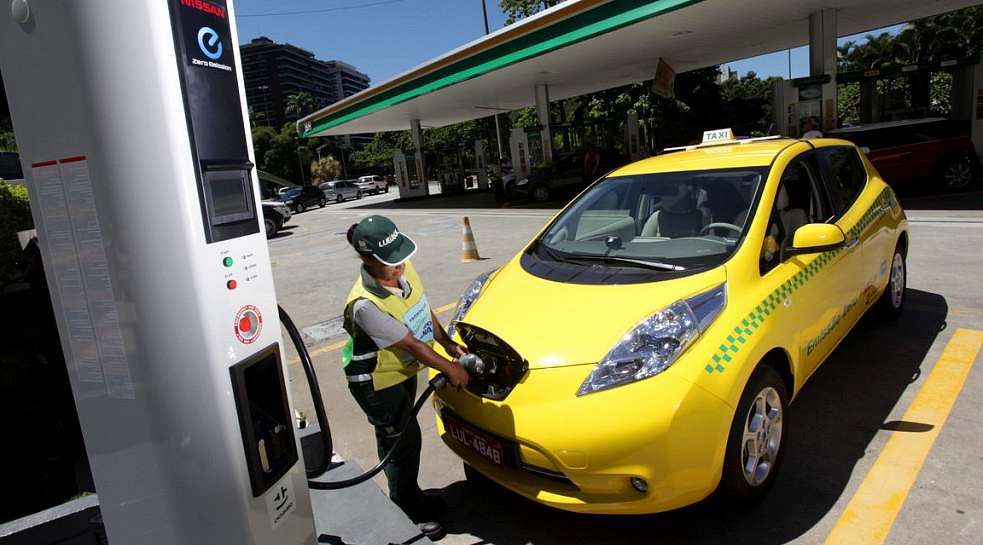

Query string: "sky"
[232, 0, 906, 85]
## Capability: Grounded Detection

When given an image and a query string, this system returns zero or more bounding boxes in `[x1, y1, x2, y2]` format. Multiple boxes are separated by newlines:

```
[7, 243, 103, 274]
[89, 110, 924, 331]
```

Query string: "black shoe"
[417, 520, 445, 540]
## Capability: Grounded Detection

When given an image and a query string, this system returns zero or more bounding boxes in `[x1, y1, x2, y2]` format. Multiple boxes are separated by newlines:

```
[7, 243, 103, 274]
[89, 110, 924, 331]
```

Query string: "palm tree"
[285, 92, 316, 120]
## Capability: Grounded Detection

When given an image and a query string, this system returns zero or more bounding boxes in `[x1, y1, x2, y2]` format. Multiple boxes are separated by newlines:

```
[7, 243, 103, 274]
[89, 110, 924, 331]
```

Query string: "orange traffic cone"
[461, 217, 482, 262]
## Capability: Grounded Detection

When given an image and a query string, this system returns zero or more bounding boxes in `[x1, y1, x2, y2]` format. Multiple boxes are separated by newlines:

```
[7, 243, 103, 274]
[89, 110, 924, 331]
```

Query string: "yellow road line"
[823, 328, 983, 545]
[291, 301, 458, 361]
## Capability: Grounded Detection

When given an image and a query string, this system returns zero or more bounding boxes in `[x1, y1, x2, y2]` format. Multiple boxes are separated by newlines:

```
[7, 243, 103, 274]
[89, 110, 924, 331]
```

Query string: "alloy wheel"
[741, 386, 783, 486]
[943, 160, 973, 189]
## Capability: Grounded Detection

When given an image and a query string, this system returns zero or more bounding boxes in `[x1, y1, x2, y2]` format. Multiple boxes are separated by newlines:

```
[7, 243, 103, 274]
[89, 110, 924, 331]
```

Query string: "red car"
[828, 118, 979, 190]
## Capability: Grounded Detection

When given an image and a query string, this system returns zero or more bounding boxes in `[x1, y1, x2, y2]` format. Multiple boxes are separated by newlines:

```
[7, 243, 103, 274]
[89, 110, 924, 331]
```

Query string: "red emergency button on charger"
[227, 279, 237, 290]
[234, 306, 262, 344]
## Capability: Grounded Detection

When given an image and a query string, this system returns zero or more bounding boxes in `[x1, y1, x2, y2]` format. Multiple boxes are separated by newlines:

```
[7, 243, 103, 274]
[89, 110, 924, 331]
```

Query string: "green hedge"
[0, 179, 34, 286]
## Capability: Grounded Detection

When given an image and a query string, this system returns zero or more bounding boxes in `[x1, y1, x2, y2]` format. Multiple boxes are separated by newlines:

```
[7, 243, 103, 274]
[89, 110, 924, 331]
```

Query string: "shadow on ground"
[434, 288, 948, 545]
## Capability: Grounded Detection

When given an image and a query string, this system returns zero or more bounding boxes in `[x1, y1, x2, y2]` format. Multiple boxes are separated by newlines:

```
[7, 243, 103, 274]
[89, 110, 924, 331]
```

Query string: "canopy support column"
[410, 118, 428, 195]
[809, 8, 838, 131]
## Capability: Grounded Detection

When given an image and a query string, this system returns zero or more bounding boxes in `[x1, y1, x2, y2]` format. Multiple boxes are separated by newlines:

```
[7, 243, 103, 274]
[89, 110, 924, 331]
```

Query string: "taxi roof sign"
[702, 128, 736, 144]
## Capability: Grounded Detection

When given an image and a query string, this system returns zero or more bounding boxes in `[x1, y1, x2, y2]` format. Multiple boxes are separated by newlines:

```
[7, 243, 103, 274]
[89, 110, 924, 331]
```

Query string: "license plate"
[443, 412, 507, 466]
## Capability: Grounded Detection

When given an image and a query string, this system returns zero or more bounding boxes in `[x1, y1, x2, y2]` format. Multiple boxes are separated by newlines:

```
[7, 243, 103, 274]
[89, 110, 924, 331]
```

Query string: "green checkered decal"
[704, 188, 894, 375]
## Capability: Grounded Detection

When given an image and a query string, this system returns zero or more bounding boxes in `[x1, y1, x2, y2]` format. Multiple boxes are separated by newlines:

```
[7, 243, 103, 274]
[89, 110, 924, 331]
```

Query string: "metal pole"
[295, 139, 306, 184]
[481, 0, 490, 34]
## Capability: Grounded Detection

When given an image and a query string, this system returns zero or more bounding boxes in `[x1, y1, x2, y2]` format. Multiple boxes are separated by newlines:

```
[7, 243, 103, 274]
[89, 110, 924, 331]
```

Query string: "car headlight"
[577, 284, 727, 396]
[447, 271, 493, 338]
[516, 178, 529, 187]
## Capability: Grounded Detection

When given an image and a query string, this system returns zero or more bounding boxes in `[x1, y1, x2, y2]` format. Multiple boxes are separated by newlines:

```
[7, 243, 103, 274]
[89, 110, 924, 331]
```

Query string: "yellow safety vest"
[342, 260, 435, 391]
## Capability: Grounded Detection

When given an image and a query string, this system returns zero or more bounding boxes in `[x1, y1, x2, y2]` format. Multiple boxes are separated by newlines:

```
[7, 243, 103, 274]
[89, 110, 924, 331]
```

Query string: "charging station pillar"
[0, 2, 315, 543]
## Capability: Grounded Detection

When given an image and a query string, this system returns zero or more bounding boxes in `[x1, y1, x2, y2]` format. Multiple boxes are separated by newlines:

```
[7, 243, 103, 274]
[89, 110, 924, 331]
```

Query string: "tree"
[250, 123, 312, 183]
[0, 130, 15, 152]
[499, 0, 562, 25]
[310, 156, 341, 182]
[285, 92, 316, 120]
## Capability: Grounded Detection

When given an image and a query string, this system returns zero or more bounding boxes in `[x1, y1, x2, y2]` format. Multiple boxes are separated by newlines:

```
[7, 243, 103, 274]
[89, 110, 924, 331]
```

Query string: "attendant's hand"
[446, 362, 470, 388]
[443, 341, 469, 359]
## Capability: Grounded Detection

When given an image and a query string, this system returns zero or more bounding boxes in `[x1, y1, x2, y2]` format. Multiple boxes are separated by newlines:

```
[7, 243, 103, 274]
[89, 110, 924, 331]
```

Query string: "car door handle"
[844, 237, 859, 249]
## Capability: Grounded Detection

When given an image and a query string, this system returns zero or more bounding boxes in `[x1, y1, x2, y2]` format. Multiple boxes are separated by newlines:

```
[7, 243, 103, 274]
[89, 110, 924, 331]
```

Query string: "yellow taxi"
[435, 130, 909, 514]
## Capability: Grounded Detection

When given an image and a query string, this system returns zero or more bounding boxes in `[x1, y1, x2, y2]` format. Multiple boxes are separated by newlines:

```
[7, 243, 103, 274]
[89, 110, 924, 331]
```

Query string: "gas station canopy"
[298, 0, 979, 138]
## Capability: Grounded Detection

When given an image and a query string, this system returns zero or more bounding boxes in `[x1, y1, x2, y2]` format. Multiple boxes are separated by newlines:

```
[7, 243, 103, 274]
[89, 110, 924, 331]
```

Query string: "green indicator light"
[223, 257, 234, 267]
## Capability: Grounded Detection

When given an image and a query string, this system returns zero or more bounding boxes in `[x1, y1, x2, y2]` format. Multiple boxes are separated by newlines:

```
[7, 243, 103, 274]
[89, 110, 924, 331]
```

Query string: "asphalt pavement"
[268, 188, 983, 545]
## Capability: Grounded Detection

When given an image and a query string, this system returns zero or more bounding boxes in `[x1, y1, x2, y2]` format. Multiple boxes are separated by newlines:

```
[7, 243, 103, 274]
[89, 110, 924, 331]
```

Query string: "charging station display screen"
[208, 171, 251, 219]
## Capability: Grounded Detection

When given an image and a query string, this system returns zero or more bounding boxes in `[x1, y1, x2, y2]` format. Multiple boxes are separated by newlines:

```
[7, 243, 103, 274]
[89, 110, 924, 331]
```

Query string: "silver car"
[319, 180, 361, 203]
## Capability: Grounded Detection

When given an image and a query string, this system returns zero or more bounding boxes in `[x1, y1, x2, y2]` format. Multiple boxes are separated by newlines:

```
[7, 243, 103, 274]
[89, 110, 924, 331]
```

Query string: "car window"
[538, 167, 766, 268]
[760, 153, 829, 275]
[816, 147, 867, 217]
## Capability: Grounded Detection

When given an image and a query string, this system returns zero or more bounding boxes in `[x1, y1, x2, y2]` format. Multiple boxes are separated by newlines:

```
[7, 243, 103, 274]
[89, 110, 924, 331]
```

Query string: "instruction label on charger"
[265, 476, 296, 530]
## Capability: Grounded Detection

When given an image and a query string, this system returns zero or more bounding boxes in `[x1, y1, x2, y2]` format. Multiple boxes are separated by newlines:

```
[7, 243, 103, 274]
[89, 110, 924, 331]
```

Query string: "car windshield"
[537, 167, 766, 268]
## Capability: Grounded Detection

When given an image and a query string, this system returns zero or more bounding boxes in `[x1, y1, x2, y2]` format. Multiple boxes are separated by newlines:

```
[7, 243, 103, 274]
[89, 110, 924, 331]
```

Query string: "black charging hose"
[278, 305, 447, 490]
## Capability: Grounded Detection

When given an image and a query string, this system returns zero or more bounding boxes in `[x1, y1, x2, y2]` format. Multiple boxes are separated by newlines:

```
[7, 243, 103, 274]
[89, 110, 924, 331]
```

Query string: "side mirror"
[859, 146, 871, 155]
[789, 224, 846, 256]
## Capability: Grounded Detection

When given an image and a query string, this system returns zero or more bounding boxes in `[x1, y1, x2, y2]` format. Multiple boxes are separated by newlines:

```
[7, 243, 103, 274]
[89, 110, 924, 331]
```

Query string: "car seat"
[640, 186, 711, 237]
[776, 185, 809, 241]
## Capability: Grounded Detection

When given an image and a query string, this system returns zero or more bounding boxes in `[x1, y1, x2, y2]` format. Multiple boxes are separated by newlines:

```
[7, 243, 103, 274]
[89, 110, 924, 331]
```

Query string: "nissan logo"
[197, 26, 223, 60]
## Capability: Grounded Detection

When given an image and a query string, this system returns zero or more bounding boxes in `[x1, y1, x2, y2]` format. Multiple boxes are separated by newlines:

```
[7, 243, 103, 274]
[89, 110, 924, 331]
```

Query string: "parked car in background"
[515, 153, 588, 202]
[278, 185, 326, 212]
[319, 180, 361, 202]
[356, 174, 388, 194]
[261, 200, 291, 238]
[384, 174, 394, 186]
[828, 118, 980, 190]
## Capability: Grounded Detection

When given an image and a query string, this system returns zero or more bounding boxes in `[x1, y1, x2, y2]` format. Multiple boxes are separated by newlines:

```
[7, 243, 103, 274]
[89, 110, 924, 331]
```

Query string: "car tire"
[384, 185, 389, 193]
[875, 242, 906, 321]
[531, 184, 551, 202]
[719, 364, 788, 505]
[357, 191, 362, 199]
[264, 218, 278, 238]
[296, 202, 306, 213]
[941, 155, 975, 190]
[336, 195, 344, 203]
[319, 197, 326, 208]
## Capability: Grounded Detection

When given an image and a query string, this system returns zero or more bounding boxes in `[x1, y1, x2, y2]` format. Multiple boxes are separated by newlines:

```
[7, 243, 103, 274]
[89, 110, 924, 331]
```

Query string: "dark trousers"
[348, 375, 425, 517]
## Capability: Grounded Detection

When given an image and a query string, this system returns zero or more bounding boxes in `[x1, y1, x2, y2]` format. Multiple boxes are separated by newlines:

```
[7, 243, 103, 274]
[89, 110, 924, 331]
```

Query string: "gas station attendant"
[341, 215, 470, 526]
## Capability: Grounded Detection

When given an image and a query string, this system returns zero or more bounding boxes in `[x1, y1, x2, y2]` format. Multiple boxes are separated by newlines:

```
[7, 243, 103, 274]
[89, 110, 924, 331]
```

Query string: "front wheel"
[264, 218, 278, 238]
[296, 202, 306, 213]
[356, 191, 362, 199]
[318, 197, 326, 208]
[875, 243, 906, 320]
[719, 365, 788, 504]
[336, 194, 344, 203]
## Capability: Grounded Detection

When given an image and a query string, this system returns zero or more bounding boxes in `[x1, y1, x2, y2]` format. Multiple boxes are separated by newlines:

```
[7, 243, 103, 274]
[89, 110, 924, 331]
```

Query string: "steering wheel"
[700, 222, 743, 236]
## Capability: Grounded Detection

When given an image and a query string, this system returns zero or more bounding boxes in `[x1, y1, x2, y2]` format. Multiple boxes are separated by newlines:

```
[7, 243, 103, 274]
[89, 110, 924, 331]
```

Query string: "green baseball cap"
[351, 215, 417, 265]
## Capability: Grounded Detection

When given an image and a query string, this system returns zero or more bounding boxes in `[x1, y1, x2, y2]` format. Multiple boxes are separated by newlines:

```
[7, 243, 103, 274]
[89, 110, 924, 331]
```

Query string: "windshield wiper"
[566, 253, 686, 271]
